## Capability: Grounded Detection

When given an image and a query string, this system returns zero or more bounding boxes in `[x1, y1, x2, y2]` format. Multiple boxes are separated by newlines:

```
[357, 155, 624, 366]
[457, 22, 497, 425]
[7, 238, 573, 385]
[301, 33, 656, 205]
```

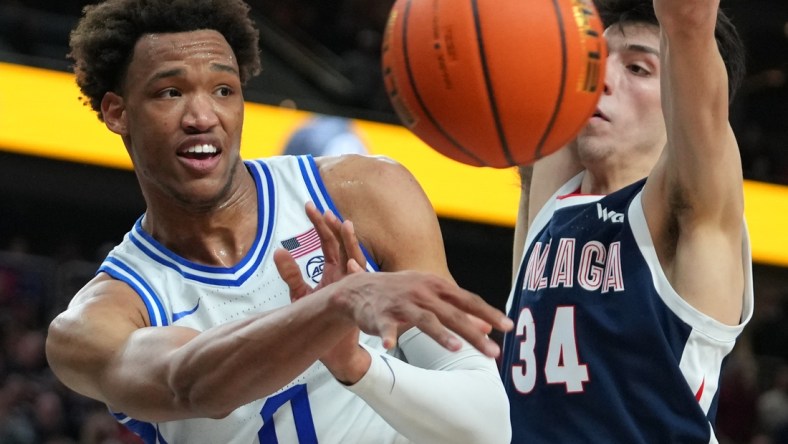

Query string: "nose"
[603, 55, 621, 95]
[181, 93, 219, 133]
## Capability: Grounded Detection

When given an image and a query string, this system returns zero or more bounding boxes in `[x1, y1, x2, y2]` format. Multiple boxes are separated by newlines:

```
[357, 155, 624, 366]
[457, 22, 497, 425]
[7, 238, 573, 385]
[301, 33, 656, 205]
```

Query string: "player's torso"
[501, 176, 740, 443]
[101, 155, 408, 444]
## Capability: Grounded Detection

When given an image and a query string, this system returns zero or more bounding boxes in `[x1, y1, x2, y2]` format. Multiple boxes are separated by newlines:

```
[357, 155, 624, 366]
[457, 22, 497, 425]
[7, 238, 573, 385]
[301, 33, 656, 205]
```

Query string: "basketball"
[381, 0, 607, 168]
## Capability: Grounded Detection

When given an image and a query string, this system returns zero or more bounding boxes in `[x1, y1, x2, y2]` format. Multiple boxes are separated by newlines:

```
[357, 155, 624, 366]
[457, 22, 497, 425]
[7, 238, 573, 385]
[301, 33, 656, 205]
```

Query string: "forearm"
[345, 329, 510, 444]
[654, 0, 742, 214]
[513, 165, 533, 282]
[165, 293, 354, 418]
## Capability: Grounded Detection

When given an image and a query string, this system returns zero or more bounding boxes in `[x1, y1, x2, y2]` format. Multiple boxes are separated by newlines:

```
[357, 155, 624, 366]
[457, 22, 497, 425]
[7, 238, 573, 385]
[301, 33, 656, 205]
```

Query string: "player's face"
[108, 30, 245, 210]
[574, 23, 666, 166]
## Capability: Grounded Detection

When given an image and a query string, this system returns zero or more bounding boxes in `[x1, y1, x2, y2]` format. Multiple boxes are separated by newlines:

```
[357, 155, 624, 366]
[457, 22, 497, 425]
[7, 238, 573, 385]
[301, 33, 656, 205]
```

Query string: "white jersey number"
[258, 384, 317, 443]
[511, 306, 589, 394]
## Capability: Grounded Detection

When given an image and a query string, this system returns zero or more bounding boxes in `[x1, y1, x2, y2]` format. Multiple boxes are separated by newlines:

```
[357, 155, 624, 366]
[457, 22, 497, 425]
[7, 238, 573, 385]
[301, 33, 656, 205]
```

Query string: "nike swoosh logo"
[380, 355, 396, 394]
[172, 299, 201, 322]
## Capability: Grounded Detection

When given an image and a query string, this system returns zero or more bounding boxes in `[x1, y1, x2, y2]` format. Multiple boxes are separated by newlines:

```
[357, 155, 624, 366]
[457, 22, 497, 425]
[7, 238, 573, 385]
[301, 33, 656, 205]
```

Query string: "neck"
[579, 149, 659, 195]
[141, 171, 258, 267]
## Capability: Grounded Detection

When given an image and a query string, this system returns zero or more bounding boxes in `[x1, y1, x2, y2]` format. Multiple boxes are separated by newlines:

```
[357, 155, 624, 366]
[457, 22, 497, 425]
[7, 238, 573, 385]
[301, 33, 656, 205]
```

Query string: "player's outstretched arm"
[46, 197, 510, 426]
[45, 271, 361, 423]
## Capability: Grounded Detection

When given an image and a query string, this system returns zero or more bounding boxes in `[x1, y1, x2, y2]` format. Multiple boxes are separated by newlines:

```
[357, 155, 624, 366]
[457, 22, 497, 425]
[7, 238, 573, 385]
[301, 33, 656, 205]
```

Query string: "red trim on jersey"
[557, 187, 605, 200]
[695, 377, 705, 402]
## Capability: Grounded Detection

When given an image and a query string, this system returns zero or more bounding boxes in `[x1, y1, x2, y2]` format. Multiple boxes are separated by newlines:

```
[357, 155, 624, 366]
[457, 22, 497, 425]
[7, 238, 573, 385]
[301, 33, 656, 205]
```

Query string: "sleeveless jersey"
[500, 173, 754, 443]
[99, 155, 411, 444]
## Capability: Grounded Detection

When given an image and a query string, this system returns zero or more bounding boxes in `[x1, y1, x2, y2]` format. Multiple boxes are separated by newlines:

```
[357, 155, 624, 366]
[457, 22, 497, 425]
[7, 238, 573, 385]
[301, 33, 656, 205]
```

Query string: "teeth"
[184, 144, 218, 154]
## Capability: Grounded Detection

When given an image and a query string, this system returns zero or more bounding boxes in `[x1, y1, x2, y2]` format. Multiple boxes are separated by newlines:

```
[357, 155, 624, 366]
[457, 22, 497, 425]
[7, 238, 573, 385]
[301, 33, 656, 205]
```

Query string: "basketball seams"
[383, 0, 606, 168]
[400, 0, 487, 166]
[471, 0, 515, 167]
[533, 0, 569, 160]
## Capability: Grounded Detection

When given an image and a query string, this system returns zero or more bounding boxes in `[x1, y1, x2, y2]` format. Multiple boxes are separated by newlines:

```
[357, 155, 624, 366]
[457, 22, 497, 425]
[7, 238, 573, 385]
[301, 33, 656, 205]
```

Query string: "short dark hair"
[595, 0, 746, 102]
[69, 0, 262, 120]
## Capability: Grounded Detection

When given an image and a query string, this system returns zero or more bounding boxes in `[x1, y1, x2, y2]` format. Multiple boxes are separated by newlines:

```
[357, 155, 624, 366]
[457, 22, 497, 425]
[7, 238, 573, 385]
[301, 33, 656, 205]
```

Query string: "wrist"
[326, 344, 371, 385]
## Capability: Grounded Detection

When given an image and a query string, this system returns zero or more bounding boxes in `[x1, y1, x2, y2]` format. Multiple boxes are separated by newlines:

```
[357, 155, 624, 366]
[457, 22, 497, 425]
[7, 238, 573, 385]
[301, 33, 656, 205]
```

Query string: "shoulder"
[315, 154, 427, 215]
[315, 154, 417, 188]
[313, 154, 445, 272]
[64, 273, 150, 327]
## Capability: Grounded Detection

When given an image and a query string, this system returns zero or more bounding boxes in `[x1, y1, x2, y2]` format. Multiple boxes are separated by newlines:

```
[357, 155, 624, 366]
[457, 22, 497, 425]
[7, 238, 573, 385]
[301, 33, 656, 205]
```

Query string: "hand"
[275, 202, 371, 383]
[318, 259, 371, 384]
[274, 202, 367, 298]
[276, 204, 513, 360]
[332, 270, 512, 358]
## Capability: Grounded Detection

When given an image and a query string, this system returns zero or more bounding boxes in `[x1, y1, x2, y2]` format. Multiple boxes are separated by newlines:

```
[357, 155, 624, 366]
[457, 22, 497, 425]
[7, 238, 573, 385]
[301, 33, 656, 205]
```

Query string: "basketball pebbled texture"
[382, 0, 607, 168]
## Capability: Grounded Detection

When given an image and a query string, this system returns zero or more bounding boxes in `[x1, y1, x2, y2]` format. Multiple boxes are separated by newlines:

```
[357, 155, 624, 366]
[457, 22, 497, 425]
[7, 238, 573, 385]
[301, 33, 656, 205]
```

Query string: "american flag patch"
[281, 228, 321, 259]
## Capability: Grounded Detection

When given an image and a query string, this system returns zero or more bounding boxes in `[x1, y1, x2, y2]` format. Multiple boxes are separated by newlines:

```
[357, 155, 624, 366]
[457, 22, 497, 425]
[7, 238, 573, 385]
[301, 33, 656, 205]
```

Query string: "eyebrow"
[211, 63, 239, 75]
[147, 63, 239, 86]
[623, 44, 660, 57]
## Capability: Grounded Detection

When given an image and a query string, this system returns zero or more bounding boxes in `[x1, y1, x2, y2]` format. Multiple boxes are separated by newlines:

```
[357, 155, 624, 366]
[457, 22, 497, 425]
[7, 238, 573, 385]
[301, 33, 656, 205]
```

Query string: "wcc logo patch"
[281, 228, 324, 283]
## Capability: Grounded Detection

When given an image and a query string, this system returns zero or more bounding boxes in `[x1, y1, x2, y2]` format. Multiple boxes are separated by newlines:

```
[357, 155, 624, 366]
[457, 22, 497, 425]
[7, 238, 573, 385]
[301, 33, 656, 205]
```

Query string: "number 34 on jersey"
[510, 306, 590, 394]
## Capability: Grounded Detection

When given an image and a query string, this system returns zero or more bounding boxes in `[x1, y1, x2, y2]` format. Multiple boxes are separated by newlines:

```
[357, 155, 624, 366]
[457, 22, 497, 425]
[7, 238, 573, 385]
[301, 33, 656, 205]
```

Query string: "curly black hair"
[594, 0, 746, 103]
[69, 0, 262, 121]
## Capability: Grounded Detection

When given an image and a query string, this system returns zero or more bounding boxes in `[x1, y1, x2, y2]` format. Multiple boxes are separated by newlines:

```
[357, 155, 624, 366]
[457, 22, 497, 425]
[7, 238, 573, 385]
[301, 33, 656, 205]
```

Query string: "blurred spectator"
[751, 290, 788, 363]
[283, 115, 368, 156]
[758, 365, 788, 440]
[0, 243, 141, 444]
[717, 339, 761, 443]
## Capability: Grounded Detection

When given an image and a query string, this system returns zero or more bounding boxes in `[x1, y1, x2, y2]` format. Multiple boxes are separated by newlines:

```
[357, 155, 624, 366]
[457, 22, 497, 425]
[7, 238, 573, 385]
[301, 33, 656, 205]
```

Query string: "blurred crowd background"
[0, 0, 786, 443]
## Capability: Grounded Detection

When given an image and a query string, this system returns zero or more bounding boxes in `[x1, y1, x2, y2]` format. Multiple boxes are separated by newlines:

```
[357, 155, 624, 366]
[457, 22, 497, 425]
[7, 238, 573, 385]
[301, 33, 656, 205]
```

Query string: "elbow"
[471, 391, 512, 444]
[450, 382, 512, 444]
[167, 359, 236, 419]
[658, 3, 717, 36]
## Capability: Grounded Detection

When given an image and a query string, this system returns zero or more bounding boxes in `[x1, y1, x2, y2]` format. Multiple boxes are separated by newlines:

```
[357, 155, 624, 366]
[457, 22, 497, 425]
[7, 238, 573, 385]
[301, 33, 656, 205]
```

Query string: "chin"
[576, 138, 617, 163]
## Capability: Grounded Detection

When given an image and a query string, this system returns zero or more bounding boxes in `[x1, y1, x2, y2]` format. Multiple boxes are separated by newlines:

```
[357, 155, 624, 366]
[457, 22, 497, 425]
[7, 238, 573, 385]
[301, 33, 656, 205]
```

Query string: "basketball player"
[500, 0, 752, 442]
[44, 0, 513, 442]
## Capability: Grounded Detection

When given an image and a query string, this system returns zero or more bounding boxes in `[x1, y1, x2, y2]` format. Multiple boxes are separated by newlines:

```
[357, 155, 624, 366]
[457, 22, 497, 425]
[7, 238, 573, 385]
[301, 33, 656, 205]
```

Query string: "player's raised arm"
[641, 0, 747, 324]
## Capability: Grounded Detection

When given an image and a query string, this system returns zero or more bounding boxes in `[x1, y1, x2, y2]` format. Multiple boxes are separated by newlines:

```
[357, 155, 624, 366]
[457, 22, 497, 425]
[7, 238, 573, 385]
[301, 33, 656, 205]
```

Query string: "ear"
[101, 91, 127, 136]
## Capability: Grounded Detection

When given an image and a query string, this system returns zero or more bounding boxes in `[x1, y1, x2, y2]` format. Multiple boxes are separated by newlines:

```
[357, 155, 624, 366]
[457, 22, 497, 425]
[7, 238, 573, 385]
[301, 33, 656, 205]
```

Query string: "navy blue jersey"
[501, 173, 753, 443]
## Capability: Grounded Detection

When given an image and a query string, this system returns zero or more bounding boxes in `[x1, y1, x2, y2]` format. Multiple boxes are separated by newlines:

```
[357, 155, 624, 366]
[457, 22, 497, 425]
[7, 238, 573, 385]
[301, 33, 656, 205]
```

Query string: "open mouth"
[176, 143, 223, 173]
[592, 110, 610, 122]
[178, 144, 220, 160]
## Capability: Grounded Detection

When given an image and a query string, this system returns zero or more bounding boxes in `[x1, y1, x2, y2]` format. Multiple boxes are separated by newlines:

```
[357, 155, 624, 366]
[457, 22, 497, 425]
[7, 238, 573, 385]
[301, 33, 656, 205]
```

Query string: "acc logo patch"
[306, 255, 325, 283]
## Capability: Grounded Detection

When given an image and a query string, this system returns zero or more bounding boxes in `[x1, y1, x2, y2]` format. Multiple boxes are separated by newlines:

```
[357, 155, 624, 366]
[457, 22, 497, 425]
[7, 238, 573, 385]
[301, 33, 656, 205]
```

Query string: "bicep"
[325, 155, 452, 279]
[46, 281, 199, 420]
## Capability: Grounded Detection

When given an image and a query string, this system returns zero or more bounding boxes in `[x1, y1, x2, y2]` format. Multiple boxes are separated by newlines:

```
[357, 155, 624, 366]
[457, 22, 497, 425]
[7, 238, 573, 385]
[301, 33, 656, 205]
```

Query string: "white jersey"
[99, 155, 410, 444]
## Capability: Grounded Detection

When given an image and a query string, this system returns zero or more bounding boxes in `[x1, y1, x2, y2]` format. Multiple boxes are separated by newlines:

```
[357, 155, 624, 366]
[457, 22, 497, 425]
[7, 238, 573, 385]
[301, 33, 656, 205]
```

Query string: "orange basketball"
[382, 0, 607, 168]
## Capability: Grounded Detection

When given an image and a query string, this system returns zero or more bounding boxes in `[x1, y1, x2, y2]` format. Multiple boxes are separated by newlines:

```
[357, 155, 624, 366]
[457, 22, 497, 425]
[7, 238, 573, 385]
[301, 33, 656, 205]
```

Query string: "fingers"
[340, 221, 367, 270]
[440, 285, 514, 334]
[305, 202, 367, 276]
[347, 258, 365, 274]
[411, 297, 499, 356]
[466, 314, 494, 335]
[379, 323, 399, 350]
[401, 276, 511, 357]
[405, 309, 463, 352]
[305, 202, 341, 267]
[433, 284, 513, 357]
[273, 248, 312, 302]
